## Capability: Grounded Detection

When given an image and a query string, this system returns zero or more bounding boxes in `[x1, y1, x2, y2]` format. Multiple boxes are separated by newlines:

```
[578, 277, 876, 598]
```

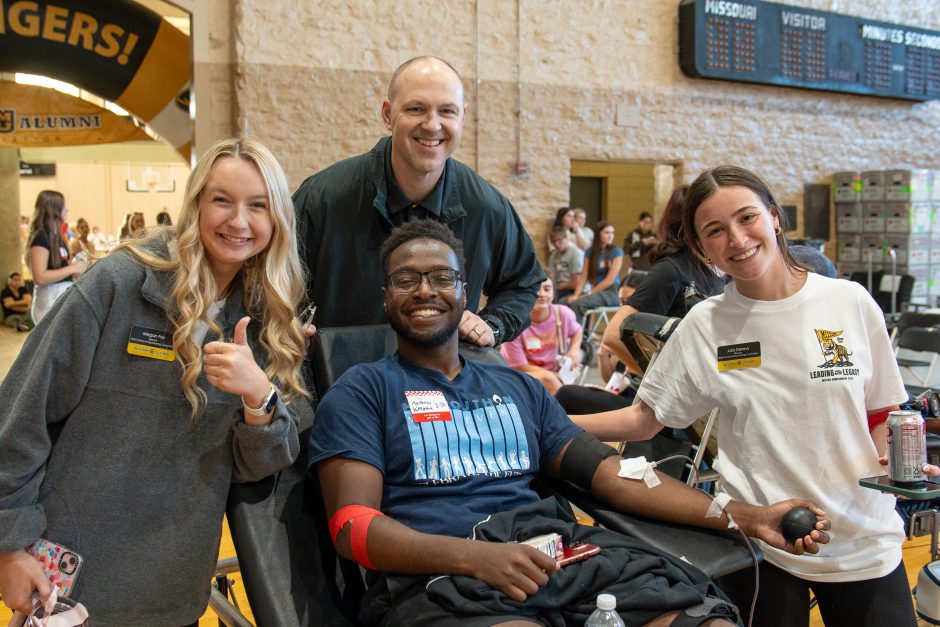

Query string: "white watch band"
[242, 384, 277, 416]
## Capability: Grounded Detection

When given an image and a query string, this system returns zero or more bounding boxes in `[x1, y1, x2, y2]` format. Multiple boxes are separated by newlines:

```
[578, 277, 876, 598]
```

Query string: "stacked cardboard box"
[835, 169, 936, 306]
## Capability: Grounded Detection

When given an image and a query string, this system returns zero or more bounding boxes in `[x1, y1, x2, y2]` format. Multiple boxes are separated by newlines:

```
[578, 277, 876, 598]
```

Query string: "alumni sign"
[0, 80, 151, 147]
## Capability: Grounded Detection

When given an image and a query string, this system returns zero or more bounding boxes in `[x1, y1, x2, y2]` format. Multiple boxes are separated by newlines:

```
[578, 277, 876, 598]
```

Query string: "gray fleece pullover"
[0, 242, 299, 625]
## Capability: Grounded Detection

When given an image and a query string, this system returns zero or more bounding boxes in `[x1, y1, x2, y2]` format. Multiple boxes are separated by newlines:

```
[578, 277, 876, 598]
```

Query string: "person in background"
[573, 165, 916, 627]
[1, 273, 33, 332]
[501, 277, 583, 395]
[89, 225, 108, 251]
[19, 217, 30, 280]
[19, 216, 29, 254]
[599, 185, 724, 381]
[565, 221, 623, 320]
[157, 210, 174, 226]
[119, 212, 134, 239]
[120, 212, 146, 240]
[548, 225, 583, 302]
[0, 138, 309, 626]
[547, 206, 588, 253]
[556, 185, 724, 415]
[61, 219, 73, 248]
[27, 190, 86, 325]
[789, 244, 837, 278]
[625, 211, 658, 272]
[68, 217, 95, 258]
[573, 207, 594, 249]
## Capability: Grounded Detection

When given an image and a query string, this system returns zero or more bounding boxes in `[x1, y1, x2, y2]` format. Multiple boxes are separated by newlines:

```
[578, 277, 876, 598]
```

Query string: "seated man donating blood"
[308, 218, 829, 627]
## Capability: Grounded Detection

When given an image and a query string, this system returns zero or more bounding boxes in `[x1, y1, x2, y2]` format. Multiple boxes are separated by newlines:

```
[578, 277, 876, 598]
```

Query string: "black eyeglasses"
[385, 269, 462, 293]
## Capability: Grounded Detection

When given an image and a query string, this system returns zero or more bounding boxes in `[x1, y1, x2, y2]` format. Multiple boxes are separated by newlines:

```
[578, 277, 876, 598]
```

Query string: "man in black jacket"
[293, 56, 543, 346]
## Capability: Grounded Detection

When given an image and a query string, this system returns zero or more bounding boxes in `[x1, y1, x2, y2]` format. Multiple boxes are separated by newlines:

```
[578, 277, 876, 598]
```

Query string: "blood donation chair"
[221, 386, 354, 626]
[217, 324, 759, 626]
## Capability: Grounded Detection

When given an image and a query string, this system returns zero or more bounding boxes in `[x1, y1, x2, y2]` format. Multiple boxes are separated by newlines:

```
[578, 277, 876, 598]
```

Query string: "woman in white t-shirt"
[574, 165, 916, 627]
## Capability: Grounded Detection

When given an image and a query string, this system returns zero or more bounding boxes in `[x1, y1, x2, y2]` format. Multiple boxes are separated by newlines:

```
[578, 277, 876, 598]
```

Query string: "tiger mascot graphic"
[815, 329, 854, 367]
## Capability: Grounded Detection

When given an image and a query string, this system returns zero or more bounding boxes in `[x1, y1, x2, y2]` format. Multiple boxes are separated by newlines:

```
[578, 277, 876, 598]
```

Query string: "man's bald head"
[387, 56, 463, 103]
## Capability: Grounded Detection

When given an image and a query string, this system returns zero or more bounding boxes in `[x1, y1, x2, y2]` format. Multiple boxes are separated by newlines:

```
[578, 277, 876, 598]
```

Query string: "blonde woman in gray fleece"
[0, 138, 309, 626]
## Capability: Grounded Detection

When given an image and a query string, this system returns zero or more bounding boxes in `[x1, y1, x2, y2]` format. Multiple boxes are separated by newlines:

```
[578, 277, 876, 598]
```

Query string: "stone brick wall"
[216, 0, 940, 254]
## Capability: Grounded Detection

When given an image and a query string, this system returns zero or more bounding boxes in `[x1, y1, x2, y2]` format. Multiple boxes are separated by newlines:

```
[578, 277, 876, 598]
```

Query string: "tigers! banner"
[0, 0, 192, 159]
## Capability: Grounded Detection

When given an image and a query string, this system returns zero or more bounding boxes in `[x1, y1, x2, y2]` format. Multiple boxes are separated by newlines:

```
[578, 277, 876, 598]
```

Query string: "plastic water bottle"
[585, 593, 625, 626]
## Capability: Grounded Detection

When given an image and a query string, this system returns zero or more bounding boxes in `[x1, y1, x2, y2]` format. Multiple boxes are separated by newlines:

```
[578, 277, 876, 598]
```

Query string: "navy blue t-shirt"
[309, 354, 582, 538]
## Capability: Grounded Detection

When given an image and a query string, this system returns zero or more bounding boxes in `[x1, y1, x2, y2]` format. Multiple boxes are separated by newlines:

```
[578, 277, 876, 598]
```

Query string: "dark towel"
[424, 498, 740, 627]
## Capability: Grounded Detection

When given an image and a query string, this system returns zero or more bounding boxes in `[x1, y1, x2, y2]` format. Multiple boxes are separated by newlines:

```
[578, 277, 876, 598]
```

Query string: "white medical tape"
[704, 492, 739, 529]
[618, 457, 661, 488]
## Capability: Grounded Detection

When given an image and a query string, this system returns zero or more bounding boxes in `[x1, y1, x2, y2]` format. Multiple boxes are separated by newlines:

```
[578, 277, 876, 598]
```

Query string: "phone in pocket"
[25, 538, 83, 597]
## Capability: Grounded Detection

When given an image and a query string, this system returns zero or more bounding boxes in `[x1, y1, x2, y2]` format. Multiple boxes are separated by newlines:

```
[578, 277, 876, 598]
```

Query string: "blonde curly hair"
[116, 138, 309, 418]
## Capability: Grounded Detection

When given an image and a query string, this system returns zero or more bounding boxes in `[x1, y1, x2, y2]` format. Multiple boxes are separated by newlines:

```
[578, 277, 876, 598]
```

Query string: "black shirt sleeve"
[625, 257, 686, 317]
[476, 199, 545, 344]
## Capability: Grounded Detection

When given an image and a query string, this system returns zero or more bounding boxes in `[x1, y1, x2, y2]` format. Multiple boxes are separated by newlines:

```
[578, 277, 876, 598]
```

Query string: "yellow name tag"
[717, 342, 761, 371]
[127, 325, 175, 361]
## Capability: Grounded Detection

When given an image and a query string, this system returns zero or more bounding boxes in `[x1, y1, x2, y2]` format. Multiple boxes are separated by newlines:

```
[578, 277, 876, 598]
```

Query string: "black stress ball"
[781, 507, 817, 544]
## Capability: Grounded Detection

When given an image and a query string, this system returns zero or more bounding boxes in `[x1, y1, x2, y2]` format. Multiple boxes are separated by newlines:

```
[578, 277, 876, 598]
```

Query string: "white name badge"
[525, 336, 542, 351]
[405, 390, 453, 423]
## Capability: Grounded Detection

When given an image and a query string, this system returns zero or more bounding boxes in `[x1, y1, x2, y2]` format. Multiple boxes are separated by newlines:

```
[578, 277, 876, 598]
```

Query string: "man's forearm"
[335, 514, 481, 577]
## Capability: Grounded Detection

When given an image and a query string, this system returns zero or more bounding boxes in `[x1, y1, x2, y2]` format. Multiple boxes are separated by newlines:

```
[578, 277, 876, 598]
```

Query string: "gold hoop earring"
[704, 256, 712, 265]
[774, 226, 782, 235]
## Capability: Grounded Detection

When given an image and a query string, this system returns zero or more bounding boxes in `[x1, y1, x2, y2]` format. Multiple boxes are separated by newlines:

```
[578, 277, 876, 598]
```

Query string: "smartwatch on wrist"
[242, 384, 278, 416]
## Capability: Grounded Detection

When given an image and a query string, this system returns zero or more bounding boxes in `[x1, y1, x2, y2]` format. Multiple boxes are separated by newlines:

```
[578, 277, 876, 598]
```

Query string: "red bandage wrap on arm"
[868, 409, 891, 432]
[329, 505, 385, 570]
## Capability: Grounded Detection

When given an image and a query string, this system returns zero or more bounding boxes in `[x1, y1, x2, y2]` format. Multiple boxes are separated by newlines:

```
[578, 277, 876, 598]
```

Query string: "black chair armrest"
[226, 398, 356, 626]
[621, 312, 680, 342]
[540, 477, 762, 580]
[619, 313, 680, 372]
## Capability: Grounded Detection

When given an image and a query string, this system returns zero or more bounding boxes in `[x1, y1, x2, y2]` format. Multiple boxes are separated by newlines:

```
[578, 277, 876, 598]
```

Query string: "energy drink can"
[887, 410, 927, 486]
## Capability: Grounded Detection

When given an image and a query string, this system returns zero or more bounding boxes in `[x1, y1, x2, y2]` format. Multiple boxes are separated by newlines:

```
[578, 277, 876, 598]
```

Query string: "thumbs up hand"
[232, 314, 250, 346]
[204, 316, 270, 408]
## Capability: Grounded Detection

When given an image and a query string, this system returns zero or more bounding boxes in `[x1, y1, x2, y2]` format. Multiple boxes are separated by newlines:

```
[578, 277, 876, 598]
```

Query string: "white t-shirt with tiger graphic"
[638, 272, 907, 582]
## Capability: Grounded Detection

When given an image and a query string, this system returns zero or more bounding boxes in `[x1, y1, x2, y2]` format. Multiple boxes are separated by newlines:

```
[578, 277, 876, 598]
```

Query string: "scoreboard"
[678, 0, 940, 101]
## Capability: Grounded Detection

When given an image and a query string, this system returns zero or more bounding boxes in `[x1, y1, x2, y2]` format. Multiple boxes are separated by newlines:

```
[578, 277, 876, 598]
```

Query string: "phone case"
[859, 474, 940, 500]
[25, 538, 83, 597]
[556, 542, 601, 567]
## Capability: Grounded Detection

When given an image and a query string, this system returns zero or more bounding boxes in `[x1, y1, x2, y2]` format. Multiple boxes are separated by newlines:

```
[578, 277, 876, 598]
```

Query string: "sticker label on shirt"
[127, 325, 175, 361]
[405, 391, 453, 423]
[524, 336, 542, 351]
[717, 342, 761, 371]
